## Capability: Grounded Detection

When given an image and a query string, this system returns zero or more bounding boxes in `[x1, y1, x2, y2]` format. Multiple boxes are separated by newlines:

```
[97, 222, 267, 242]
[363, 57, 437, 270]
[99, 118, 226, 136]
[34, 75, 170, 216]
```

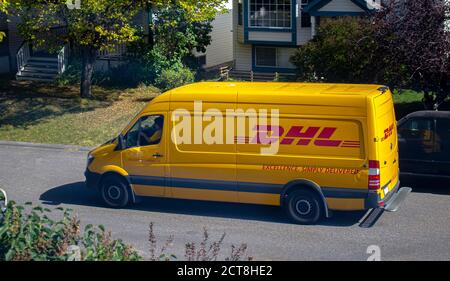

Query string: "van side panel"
[373, 91, 399, 199]
[235, 101, 368, 209]
[168, 96, 239, 203]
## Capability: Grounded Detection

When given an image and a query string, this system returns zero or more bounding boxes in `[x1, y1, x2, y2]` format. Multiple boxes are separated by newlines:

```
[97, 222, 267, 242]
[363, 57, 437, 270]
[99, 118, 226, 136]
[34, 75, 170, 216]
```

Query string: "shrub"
[147, 222, 252, 261]
[55, 58, 150, 88]
[290, 17, 381, 83]
[0, 201, 141, 261]
[155, 66, 195, 91]
[54, 59, 82, 86]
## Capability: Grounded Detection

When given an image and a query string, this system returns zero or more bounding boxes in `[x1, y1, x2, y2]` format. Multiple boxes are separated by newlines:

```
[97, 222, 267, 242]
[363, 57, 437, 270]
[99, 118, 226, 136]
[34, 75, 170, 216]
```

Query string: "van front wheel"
[285, 189, 322, 224]
[100, 175, 131, 208]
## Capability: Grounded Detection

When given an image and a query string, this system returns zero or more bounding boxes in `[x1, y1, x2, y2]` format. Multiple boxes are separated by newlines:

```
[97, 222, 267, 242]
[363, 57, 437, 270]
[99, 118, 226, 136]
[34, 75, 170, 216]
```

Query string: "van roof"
[146, 82, 387, 114]
[168, 82, 385, 97]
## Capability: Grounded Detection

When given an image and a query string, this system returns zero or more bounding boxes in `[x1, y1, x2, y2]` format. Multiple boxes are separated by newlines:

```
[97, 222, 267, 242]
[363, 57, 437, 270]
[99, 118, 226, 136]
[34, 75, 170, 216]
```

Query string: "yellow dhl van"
[85, 82, 410, 224]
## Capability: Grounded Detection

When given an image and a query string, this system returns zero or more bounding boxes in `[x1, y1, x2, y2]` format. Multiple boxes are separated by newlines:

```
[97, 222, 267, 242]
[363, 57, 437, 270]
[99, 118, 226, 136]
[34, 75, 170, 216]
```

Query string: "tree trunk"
[80, 46, 97, 99]
[422, 91, 435, 110]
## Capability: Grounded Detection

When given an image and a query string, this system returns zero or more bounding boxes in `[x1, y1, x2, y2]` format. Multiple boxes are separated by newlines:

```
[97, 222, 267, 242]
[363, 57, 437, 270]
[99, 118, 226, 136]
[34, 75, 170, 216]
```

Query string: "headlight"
[87, 154, 95, 168]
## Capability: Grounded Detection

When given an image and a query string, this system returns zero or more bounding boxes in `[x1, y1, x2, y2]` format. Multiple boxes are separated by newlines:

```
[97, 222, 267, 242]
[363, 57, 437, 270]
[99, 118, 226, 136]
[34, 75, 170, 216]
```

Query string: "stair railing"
[16, 42, 30, 76]
[57, 44, 69, 74]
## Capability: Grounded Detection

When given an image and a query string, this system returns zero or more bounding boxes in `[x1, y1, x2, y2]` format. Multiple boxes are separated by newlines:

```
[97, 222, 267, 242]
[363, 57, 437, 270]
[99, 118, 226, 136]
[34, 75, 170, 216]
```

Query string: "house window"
[249, 0, 292, 28]
[238, 0, 243, 25]
[255, 47, 277, 67]
[300, 1, 311, 28]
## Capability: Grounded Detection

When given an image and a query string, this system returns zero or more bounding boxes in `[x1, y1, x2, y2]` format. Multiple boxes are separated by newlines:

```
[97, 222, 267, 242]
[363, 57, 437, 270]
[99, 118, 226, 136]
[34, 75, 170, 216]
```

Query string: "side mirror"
[116, 134, 126, 151]
[0, 188, 7, 212]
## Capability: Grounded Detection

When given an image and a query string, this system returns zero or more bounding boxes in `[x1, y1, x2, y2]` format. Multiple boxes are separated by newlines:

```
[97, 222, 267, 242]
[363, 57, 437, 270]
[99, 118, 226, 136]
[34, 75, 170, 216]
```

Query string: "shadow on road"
[40, 181, 367, 227]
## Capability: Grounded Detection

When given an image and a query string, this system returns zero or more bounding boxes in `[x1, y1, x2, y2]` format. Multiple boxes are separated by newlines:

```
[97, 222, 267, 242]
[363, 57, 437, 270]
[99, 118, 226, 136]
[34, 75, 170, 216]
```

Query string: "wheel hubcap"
[295, 199, 312, 215]
[107, 185, 121, 200]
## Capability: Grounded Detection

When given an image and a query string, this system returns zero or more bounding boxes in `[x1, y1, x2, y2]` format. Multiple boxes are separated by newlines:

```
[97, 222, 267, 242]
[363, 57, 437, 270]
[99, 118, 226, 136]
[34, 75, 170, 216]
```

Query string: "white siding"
[203, 12, 233, 68]
[234, 42, 252, 71]
[276, 47, 296, 69]
[318, 0, 365, 12]
[248, 31, 292, 42]
[296, 1, 312, 45]
[297, 27, 312, 45]
[233, 0, 252, 71]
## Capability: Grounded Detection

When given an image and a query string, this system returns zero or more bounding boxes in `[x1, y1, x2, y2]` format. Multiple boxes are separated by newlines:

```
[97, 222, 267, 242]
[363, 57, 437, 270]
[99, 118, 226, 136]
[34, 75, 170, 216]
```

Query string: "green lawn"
[0, 77, 160, 146]
[0, 77, 431, 146]
[392, 89, 424, 119]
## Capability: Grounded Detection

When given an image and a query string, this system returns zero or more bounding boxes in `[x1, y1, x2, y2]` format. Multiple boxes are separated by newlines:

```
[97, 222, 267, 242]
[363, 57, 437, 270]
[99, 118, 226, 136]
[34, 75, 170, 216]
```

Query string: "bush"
[155, 66, 195, 91]
[0, 201, 141, 261]
[290, 17, 381, 83]
[55, 58, 151, 88]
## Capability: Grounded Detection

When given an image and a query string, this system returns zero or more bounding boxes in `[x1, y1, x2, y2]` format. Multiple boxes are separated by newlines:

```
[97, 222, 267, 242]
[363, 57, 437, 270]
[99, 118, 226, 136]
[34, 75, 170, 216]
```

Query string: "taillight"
[368, 160, 380, 190]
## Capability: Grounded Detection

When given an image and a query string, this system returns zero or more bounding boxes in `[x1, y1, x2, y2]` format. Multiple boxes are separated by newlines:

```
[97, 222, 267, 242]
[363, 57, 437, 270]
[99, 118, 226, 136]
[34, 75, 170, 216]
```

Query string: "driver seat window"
[126, 115, 164, 148]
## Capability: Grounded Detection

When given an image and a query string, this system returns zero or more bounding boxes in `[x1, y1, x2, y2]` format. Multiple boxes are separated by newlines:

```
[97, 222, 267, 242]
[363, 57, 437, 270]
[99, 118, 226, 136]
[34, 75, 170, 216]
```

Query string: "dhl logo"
[235, 125, 360, 148]
[381, 123, 394, 142]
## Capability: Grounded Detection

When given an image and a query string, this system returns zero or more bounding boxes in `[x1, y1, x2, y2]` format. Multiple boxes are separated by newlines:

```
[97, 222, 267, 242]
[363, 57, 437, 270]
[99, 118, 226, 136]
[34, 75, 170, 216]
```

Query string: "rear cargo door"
[374, 91, 399, 199]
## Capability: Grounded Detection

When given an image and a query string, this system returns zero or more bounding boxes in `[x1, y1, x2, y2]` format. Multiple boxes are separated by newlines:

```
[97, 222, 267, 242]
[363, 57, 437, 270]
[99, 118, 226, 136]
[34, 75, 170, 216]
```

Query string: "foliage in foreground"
[148, 222, 251, 261]
[0, 201, 251, 261]
[0, 201, 141, 261]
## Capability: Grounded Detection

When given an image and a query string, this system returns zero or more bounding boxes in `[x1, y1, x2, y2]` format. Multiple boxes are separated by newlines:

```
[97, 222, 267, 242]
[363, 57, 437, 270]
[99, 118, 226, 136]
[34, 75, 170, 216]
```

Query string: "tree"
[290, 17, 381, 83]
[147, 2, 213, 75]
[374, 0, 450, 109]
[0, 0, 9, 42]
[6, 0, 226, 98]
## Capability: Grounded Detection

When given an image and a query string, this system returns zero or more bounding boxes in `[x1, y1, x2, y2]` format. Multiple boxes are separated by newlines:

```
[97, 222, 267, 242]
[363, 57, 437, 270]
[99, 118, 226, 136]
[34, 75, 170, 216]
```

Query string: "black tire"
[285, 189, 322, 224]
[100, 175, 131, 208]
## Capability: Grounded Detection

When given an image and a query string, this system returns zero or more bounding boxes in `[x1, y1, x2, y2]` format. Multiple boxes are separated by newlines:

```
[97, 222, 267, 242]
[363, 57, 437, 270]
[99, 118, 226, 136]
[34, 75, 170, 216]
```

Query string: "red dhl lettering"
[236, 125, 361, 148]
[382, 123, 394, 141]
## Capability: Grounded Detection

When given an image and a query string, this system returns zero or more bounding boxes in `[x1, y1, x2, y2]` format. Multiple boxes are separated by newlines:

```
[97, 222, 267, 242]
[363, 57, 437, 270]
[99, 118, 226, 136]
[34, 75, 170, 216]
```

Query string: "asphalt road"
[0, 141, 449, 261]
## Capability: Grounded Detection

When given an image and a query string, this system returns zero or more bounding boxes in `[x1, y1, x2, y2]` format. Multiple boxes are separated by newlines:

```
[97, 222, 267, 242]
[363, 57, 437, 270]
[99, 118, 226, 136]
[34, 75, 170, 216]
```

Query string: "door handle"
[152, 153, 163, 158]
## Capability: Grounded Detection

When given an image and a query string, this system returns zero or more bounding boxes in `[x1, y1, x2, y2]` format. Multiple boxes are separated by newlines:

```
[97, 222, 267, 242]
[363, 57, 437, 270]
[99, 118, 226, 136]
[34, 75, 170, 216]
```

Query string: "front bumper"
[84, 169, 101, 190]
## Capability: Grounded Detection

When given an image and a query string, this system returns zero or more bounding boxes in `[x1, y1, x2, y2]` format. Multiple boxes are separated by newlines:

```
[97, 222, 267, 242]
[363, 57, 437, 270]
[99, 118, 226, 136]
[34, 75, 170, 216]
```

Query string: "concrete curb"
[0, 140, 93, 152]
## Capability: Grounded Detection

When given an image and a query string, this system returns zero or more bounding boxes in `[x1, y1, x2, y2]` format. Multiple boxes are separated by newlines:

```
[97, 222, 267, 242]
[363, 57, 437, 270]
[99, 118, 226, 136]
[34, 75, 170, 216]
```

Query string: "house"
[232, 0, 380, 74]
[193, 11, 234, 71]
[0, 9, 234, 81]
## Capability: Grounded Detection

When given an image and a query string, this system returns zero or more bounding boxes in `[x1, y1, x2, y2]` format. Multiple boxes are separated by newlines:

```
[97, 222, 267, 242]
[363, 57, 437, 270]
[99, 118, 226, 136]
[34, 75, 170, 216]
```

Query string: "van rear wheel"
[285, 189, 322, 224]
[100, 175, 131, 208]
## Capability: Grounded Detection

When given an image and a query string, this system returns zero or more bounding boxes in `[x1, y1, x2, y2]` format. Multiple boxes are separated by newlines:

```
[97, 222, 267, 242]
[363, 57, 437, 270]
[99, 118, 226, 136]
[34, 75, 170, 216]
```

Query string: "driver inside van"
[139, 116, 163, 146]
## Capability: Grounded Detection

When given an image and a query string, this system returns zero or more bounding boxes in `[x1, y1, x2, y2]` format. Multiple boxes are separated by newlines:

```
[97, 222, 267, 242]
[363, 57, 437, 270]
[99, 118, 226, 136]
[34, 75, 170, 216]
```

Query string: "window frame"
[124, 114, 164, 148]
[248, 0, 293, 29]
[254, 46, 278, 67]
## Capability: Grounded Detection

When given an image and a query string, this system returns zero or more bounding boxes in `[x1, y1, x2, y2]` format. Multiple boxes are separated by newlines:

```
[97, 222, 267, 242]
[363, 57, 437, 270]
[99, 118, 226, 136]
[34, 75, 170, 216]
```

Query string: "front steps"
[16, 56, 59, 82]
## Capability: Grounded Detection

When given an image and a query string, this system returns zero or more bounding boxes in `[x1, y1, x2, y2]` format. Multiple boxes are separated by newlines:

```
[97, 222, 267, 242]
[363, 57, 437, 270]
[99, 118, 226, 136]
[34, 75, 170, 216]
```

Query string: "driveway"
[0, 141, 449, 260]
